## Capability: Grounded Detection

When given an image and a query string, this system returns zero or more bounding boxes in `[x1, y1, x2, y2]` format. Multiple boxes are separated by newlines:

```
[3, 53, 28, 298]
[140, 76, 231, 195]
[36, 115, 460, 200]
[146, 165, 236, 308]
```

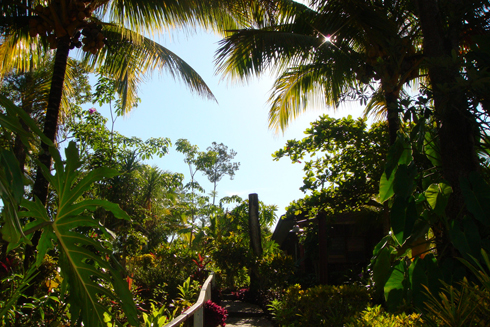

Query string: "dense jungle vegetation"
[2, 0, 490, 326]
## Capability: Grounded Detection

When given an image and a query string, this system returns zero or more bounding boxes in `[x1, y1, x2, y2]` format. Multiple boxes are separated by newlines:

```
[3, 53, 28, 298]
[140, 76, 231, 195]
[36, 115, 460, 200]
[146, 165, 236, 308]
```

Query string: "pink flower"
[88, 107, 97, 114]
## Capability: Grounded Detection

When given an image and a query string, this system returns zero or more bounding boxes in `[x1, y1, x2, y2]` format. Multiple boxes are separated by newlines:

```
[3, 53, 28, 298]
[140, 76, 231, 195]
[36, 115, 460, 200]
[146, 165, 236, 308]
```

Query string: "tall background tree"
[202, 142, 240, 205]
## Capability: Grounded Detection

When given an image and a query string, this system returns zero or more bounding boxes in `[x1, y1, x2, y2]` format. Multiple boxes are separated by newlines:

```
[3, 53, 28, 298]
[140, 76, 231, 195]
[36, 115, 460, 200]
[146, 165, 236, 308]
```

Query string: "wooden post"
[248, 193, 262, 297]
[318, 212, 328, 284]
[248, 193, 263, 257]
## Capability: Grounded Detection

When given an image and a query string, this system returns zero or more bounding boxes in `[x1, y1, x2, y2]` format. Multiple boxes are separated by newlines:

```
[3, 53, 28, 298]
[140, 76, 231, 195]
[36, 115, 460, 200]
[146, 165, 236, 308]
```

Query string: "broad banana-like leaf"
[0, 94, 53, 147]
[19, 141, 139, 326]
[0, 95, 54, 247]
[0, 150, 27, 245]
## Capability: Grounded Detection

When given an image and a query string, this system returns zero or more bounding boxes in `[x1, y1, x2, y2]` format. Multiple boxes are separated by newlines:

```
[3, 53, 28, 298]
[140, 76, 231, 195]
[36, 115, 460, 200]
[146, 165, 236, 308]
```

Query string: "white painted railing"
[163, 272, 215, 327]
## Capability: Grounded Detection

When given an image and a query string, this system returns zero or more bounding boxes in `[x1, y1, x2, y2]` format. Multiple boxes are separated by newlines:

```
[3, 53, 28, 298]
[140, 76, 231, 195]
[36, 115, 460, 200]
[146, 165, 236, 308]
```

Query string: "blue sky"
[86, 29, 364, 222]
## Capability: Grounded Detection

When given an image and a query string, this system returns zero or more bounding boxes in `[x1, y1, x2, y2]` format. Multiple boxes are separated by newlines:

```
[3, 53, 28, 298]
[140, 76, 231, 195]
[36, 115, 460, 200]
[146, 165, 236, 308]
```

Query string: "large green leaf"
[378, 170, 395, 203]
[20, 142, 138, 327]
[391, 196, 419, 245]
[425, 183, 452, 216]
[423, 132, 441, 167]
[0, 150, 28, 245]
[372, 243, 392, 300]
[409, 255, 439, 310]
[393, 163, 417, 199]
[460, 172, 490, 226]
[448, 218, 482, 261]
[385, 135, 412, 178]
[0, 94, 53, 147]
[384, 260, 408, 312]
[0, 95, 55, 248]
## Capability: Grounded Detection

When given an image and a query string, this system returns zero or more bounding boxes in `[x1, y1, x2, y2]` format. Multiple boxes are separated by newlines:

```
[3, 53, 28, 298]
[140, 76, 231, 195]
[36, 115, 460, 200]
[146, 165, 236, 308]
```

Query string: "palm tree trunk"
[24, 37, 70, 270]
[385, 90, 400, 145]
[32, 37, 70, 203]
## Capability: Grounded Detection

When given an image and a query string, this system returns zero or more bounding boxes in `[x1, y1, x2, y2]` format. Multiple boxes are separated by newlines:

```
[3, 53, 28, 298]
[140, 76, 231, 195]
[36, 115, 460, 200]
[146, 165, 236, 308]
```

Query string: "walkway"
[221, 298, 274, 327]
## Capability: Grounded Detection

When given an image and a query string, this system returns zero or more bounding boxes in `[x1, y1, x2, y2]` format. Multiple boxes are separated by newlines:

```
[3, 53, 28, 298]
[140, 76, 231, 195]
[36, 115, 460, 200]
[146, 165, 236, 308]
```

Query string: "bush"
[268, 284, 370, 327]
[345, 305, 423, 326]
[257, 251, 295, 290]
[204, 300, 227, 327]
[127, 244, 198, 303]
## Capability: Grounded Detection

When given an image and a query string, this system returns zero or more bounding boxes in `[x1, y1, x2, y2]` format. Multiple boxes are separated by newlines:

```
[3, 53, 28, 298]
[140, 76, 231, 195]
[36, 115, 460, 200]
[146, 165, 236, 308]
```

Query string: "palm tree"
[216, 0, 423, 144]
[1, 56, 91, 172]
[1, 0, 247, 207]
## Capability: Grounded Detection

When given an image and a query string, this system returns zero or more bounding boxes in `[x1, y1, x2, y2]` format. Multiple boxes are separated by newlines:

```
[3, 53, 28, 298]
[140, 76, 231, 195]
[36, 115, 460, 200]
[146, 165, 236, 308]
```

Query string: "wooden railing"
[163, 272, 215, 327]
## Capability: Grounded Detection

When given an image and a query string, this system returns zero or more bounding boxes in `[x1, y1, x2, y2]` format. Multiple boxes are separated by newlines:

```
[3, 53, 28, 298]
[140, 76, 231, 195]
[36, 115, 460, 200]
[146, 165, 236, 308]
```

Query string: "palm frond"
[0, 33, 47, 77]
[216, 28, 323, 81]
[267, 48, 359, 131]
[104, 0, 244, 35]
[81, 25, 216, 114]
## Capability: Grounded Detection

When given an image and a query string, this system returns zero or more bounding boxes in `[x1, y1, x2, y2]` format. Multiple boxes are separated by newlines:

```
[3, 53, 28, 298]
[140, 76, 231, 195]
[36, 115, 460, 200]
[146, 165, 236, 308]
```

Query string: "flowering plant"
[204, 300, 227, 327]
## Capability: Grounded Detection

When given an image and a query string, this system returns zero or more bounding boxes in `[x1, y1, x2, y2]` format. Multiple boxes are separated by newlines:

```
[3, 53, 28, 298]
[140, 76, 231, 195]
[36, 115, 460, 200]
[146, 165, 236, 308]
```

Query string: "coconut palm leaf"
[0, 33, 47, 77]
[216, 0, 423, 133]
[81, 24, 216, 113]
[104, 0, 244, 34]
[268, 60, 359, 130]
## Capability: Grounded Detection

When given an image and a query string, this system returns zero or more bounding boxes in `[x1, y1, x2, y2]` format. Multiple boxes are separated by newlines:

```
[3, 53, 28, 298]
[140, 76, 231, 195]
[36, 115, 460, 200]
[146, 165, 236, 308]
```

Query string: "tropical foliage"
[3, 0, 490, 326]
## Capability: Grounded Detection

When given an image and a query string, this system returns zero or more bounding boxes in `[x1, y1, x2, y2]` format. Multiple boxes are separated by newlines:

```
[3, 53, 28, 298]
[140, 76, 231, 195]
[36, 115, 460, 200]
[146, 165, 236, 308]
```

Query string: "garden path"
[221, 299, 273, 327]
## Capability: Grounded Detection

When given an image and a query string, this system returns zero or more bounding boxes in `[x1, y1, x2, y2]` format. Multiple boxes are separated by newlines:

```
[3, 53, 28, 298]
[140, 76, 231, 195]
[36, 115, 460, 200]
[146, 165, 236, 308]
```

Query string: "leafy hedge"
[268, 284, 370, 326]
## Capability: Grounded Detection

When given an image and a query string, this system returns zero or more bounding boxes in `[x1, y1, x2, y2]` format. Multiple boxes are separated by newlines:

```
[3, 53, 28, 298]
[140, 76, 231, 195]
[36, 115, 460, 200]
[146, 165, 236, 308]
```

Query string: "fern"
[19, 142, 139, 326]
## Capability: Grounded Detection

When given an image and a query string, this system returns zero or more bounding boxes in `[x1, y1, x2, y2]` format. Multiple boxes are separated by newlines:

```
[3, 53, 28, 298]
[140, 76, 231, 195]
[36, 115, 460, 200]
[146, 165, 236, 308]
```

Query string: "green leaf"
[460, 172, 490, 226]
[391, 196, 418, 245]
[384, 260, 408, 312]
[393, 163, 417, 199]
[448, 218, 482, 261]
[409, 255, 439, 310]
[20, 141, 138, 327]
[425, 183, 452, 216]
[0, 150, 29, 245]
[379, 171, 395, 202]
[423, 133, 441, 167]
[391, 196, 406, 245]
[385, 136, 412, 178]
[372, 245, 392, 300]
[0, 94, 53, 147]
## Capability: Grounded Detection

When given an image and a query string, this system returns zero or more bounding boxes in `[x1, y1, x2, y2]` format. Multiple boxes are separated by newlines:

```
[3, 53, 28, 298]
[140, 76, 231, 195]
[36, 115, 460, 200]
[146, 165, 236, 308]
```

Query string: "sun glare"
[320, 34, 332, 46]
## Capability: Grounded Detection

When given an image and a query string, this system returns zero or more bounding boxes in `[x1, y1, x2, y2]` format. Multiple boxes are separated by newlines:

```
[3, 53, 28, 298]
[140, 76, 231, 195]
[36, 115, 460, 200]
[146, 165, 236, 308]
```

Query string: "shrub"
[257, 251, 295, 290]
[268, 284, 370, 326]
[345, 305, 423, 326]
[204, 300, 227, 327]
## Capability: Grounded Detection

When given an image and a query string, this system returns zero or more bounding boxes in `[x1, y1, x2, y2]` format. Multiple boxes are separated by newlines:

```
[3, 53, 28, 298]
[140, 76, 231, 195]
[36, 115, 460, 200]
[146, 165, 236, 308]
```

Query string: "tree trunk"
[24, 37, 70, 270]
[32, 37, 70, 203]
[385, 89, 400, 145]
[415, 0, 480, 258]
[248, 193, 262, 298]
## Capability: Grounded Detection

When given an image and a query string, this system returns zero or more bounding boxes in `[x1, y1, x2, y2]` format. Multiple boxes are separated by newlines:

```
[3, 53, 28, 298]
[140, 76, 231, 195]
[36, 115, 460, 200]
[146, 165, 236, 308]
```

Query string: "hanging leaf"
[378, 170, 395, 203]
[0, 94, 53, 147]
[448, 218, 482, 261]
[425, 183, 452, 216]
[423, 133, 441, 167]
[0, 150, 29, 245]
[372, 243, 392, 300]
[384, 260, 409, 312]
[460, 172, 490, 226]
[391, 196, 419, 245]
[384, 135, 412, 178]
[391, 196, 407, 245]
